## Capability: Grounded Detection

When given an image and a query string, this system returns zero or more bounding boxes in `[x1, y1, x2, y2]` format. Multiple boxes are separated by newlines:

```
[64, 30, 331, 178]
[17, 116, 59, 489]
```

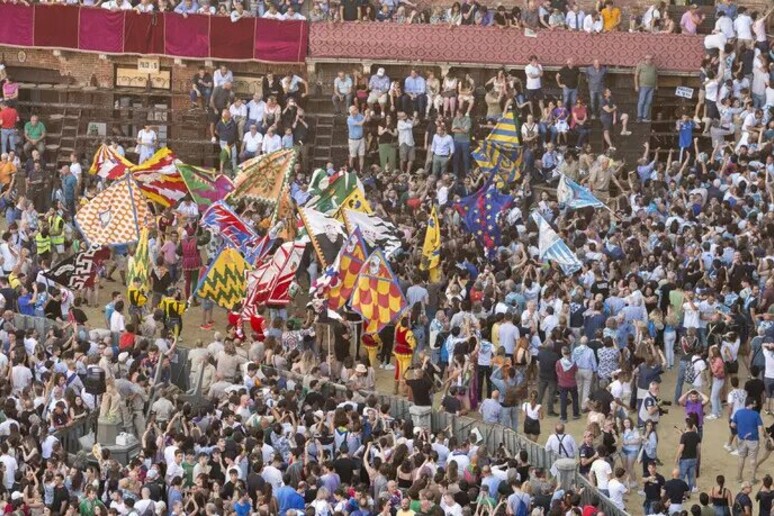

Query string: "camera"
[655, 398, 672, 415]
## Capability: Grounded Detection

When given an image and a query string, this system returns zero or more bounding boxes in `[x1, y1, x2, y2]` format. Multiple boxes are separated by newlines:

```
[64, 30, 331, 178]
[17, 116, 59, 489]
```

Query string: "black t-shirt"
[558, 66, 580, 90]
[407, 377, 433, 406]
[52, 485, 69, 512]
[756, 489, 774, 516]
[340, 0, 360, 21]
[745, 378, 765, 411]
[589, 388, 614, 416]
[193, 73, 213, 90]
[578, 443, 595, 475]
[441, 394, 462, 414]
[736, 492, 753, 513]
[0, 287, 17, 311]
[332, 456, 359, 485]
[679, 430, 701, 459]
[664, 478, 689, 504]
[643, 473, 666, 502]
[591, 280, 609, 298]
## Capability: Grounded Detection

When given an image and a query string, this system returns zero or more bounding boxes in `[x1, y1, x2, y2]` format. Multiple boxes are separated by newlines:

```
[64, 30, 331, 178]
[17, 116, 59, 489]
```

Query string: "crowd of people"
[3, 1, 774, 515]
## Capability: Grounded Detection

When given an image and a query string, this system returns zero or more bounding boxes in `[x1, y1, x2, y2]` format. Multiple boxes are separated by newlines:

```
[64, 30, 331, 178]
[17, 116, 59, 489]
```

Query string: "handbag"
[725, 360, 739, 375]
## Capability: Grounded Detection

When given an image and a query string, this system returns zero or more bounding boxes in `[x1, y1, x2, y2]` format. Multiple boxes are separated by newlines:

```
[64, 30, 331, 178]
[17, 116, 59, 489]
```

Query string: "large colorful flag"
[130, 148, 188, 208]
[229, 148, 296, 204]
[419, 205, 441, 283]
[299, 207, 346, 269]
[340, 209, 402, 257]
[201, 201, 258, 251]
[89, 144, 134, 180]
[350, 250, 408, 334]
[531, 211, 583, 275]
[454, 183, 513, 259]
[75, 176, 151, 246]
[127, 227, 151, 290]
[176, 163, 234, 211]
[334, 188, 372, 221]
[42, 245, 111, 290]
[245, 241, 305, 307]
[557, 174, 605, 210]
[312, 228, 368, 311]
[195, 247, 251, 309]
[472, 139, 523, 188]
[487, 110, 521, 150]
[305, 168, 364, 214]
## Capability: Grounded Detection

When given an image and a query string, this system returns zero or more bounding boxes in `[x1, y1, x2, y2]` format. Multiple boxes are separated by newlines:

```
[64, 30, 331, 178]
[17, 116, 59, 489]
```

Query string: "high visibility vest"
[49, 215, 65, 245]
[35, 233, 51, 255]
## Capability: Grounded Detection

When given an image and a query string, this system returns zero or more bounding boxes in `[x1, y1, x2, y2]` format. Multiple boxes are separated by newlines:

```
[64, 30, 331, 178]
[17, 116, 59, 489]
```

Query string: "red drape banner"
[0, 4, 307, 63]
[0, 4, 34, 47]
[34, 5, 79, 49]
[79, 8, 125, 53]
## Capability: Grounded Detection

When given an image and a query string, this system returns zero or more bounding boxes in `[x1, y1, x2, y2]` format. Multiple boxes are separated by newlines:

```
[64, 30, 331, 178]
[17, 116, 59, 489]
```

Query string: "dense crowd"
[4, 1, 774, 514]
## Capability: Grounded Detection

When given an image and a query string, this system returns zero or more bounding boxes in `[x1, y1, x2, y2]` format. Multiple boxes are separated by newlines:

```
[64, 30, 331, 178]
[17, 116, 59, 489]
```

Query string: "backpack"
[513, 493, 529, 516]
[684, 356, 700, 385]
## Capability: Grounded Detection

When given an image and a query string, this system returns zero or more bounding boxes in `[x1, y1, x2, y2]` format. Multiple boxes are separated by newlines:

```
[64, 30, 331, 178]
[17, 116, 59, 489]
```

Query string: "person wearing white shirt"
[583, 12, 603, 33]
[590, 453, 613, 495]
[135, 0, 154, 13]
[714, 12, 735, 39]
[565, 5, 584, 30]
[102, 0, 133, 9]
[0, 446, 17, 490]
[640, 4, 660, 31]
[246, 93, 266, 133]
[261, 126, 282, 154]
[229, 98, 248, 135]
[524, 55, 544, 111]
[608, 470, 628, 509]
[136, 124, 157, 164]
[165, 451, 186, 484]
[109, 303, 126, 333]
[213, 65, 234, 88]
[734, 9, 753, 42]
[10, 363, 32, 395]
[430, 125, 453, 175]
[241, 125, 263, 161]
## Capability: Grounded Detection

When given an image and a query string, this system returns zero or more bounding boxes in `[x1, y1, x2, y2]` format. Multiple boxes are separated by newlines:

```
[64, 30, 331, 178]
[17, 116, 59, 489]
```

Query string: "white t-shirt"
[110, 311, 125, 333]
[764, 347, 774, 379]
[608, 478, 628, 509]
[242, 131, 263, 154]
[590, 459, 612, 490]
[137, 129, 156, 147]
[525, 63, 542, 90]
[682, 303, 700, 328]
[0, 454, 17, 489]
[0, 242, 17, 271]
[727, 388, 747, 417]
[704, 33, 728, 51]
[734, 14, 753, 40]
[691, 356, 707, 389]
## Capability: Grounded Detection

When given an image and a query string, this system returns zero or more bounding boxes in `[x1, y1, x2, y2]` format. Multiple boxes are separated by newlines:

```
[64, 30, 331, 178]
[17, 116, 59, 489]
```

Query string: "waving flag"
[557, 174, 605, 210]
[487, 110, 521, 150]
[43, 245, 111, 290]
[350, 250, 408, 334]
[195, 247, 251, 309]
[229, 148, 296, 204]
[127, 227, 151, 290]
[312, 228, 368, 311]
[299, 207, 346, 269]
[75, 176, 151, 246]
[532, 211, 583, 275]
[305, 168, 364, 214]
[176, 163, 234, 211]
[454, 183, 512, 259]
[245, 241, 306, 308]
[89, 144, 134, 180]
[334, 188, 372, 221]
[420, 206, 441, 283]
[473, 140, 522, 188]
[341, 209, 402, 257]
[201, 201, 258, 250]
[131, 148, 188, 207]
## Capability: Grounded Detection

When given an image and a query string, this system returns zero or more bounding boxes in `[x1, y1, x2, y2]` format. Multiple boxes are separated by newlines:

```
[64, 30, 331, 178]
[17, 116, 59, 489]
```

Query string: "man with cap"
[367, 68, 390, 110]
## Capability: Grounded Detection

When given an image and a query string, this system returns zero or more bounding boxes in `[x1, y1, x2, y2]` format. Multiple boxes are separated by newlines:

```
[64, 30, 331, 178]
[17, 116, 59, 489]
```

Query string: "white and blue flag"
[532, 211, 583, 275]
[557, 174, 605, 210]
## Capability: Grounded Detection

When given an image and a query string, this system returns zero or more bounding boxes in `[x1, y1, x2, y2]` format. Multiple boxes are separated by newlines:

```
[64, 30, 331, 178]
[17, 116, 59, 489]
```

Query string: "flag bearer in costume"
[128, 276, 148, 327]
[393, 315, 416, 394]
[160, 287, 186, 338]
[181, 227, 203, 300]
[362, 333, 381, 372]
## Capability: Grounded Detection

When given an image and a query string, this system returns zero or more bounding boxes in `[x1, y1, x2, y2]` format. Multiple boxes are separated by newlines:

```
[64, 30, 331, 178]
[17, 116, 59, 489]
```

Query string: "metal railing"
[55, 413, 97, 455]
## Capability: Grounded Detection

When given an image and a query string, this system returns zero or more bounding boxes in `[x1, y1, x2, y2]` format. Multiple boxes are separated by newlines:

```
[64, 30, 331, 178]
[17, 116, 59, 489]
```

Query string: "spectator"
[332, 71, 354, 115]
[635, 54, 658, 123]
[22, 115, 45, 158]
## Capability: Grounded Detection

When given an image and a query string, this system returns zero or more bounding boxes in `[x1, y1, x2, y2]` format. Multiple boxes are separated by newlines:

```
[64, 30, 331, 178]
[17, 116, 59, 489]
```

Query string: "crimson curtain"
[0, 5, 307, 62]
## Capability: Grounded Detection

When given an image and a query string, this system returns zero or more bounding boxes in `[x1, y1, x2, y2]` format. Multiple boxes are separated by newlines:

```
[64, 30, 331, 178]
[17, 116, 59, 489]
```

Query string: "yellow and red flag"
[349, 249, 408, 335]
[131, 148, 188, 208]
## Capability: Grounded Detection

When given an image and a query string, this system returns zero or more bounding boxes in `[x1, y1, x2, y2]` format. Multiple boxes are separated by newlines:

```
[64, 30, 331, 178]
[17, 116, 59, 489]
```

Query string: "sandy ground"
[76, 281, 774, 516]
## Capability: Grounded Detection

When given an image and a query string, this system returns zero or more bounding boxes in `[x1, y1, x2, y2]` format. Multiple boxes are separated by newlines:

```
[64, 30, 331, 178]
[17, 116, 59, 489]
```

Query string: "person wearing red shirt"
[0, 101, 19, 155]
